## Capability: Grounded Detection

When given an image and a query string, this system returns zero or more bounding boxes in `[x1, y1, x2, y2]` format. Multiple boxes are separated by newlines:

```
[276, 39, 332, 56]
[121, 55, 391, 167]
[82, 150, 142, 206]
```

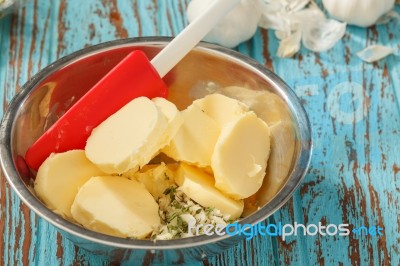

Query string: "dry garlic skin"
[175, 163, 244, 219]
[85, 97, 168, 174]
[34, 150, 104, 219]
[212, 112, 271, 200]
[71, 176, 160, 239]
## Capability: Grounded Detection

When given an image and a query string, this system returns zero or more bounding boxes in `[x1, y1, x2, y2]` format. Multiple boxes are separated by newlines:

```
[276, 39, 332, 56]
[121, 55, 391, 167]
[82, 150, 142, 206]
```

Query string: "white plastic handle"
[151, 0, 241, 78]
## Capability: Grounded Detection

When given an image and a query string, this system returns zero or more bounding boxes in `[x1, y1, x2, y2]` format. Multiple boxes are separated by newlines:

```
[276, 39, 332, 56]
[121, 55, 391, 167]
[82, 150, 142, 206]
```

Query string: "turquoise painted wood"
[0, 0, 399, 265]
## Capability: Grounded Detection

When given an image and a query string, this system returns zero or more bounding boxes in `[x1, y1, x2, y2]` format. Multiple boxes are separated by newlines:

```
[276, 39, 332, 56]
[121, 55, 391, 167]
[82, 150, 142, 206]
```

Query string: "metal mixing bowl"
[0, 37, 311, 263]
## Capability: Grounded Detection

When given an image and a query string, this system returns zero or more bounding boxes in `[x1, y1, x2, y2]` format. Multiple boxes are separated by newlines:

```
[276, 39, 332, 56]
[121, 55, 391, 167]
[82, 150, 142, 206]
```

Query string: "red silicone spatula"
[25, 0, 240, 171]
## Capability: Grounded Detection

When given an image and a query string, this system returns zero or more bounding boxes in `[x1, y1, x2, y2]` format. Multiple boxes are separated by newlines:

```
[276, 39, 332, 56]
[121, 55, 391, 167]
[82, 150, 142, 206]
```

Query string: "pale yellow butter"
[192, 93, 249, 126]
[212, 112, 271, 200]
[124, 162, 176, 199]
[162, 104, 220, 167]
[152, 97, 184, 154]
[71, 176, 160, 239]
[175, 163, 244, 219]
[34, 150, 104, 219]
[85, 97, 168, 174]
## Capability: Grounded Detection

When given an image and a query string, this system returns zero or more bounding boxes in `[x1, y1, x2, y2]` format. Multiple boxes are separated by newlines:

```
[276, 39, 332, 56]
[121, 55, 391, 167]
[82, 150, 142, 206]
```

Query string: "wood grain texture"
[0, 0, 399, 265]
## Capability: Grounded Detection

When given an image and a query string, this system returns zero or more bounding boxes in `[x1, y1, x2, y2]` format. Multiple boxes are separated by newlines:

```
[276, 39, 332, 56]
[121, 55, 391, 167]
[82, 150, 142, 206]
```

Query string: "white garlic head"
[187, 0, 262, 48]
[322, 0, 395, 27]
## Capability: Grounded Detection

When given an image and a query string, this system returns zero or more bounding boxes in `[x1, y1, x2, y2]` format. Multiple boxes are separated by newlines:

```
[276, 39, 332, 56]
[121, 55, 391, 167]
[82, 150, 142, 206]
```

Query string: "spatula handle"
[151, 0, 241, 78]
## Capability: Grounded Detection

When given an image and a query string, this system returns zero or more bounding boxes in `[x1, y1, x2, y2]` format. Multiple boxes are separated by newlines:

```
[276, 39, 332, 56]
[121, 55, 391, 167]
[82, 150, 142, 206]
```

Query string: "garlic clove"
[356, 45, 394, 63]
[258, 0, 308, 32]
[258, 1, 288, 31]
[286, 4, 346, 52]
[301, 18, 346, 52]
[293, 6, 346, 52]
[259, 0, 345, 56]
[277, 29, 302, 58]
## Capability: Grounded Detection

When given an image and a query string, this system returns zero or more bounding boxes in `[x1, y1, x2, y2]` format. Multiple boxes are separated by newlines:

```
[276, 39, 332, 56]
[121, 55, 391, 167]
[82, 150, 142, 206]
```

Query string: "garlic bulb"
[187, 0, 262, 48]
[356, 45, 394, 63]
[322, 0, 396, 27]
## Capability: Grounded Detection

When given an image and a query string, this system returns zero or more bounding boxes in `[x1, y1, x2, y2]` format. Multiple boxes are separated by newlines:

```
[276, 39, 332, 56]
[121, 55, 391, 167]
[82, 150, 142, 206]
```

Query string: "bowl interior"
[1, 38, 311, 249]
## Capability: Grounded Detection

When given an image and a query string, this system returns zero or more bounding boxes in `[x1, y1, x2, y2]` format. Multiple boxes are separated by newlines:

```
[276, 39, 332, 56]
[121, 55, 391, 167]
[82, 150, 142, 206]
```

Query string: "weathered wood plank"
[265, 13, 400, 265]
[1, 1, 59, 265]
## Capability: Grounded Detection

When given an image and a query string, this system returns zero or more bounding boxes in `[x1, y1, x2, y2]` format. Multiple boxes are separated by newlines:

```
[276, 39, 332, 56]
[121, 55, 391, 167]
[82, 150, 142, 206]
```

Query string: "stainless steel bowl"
[0, 37, 312, 263]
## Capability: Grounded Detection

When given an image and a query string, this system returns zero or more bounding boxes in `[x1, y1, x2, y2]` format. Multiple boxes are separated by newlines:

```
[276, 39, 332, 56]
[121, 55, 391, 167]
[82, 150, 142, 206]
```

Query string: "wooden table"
[1, 1, 399, 265]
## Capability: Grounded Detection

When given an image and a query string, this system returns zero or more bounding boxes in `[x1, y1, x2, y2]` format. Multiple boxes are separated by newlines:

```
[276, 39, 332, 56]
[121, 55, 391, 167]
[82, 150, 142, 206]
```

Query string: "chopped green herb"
[172, 201, 182, 209]
[204, 207, 214, 215]
[164, 173, 170, 180]
[152, 187, 234, 240]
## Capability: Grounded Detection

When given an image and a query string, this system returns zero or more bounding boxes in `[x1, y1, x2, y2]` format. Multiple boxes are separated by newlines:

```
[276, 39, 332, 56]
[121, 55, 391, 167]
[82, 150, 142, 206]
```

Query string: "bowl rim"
[0, 36, 312, 250]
